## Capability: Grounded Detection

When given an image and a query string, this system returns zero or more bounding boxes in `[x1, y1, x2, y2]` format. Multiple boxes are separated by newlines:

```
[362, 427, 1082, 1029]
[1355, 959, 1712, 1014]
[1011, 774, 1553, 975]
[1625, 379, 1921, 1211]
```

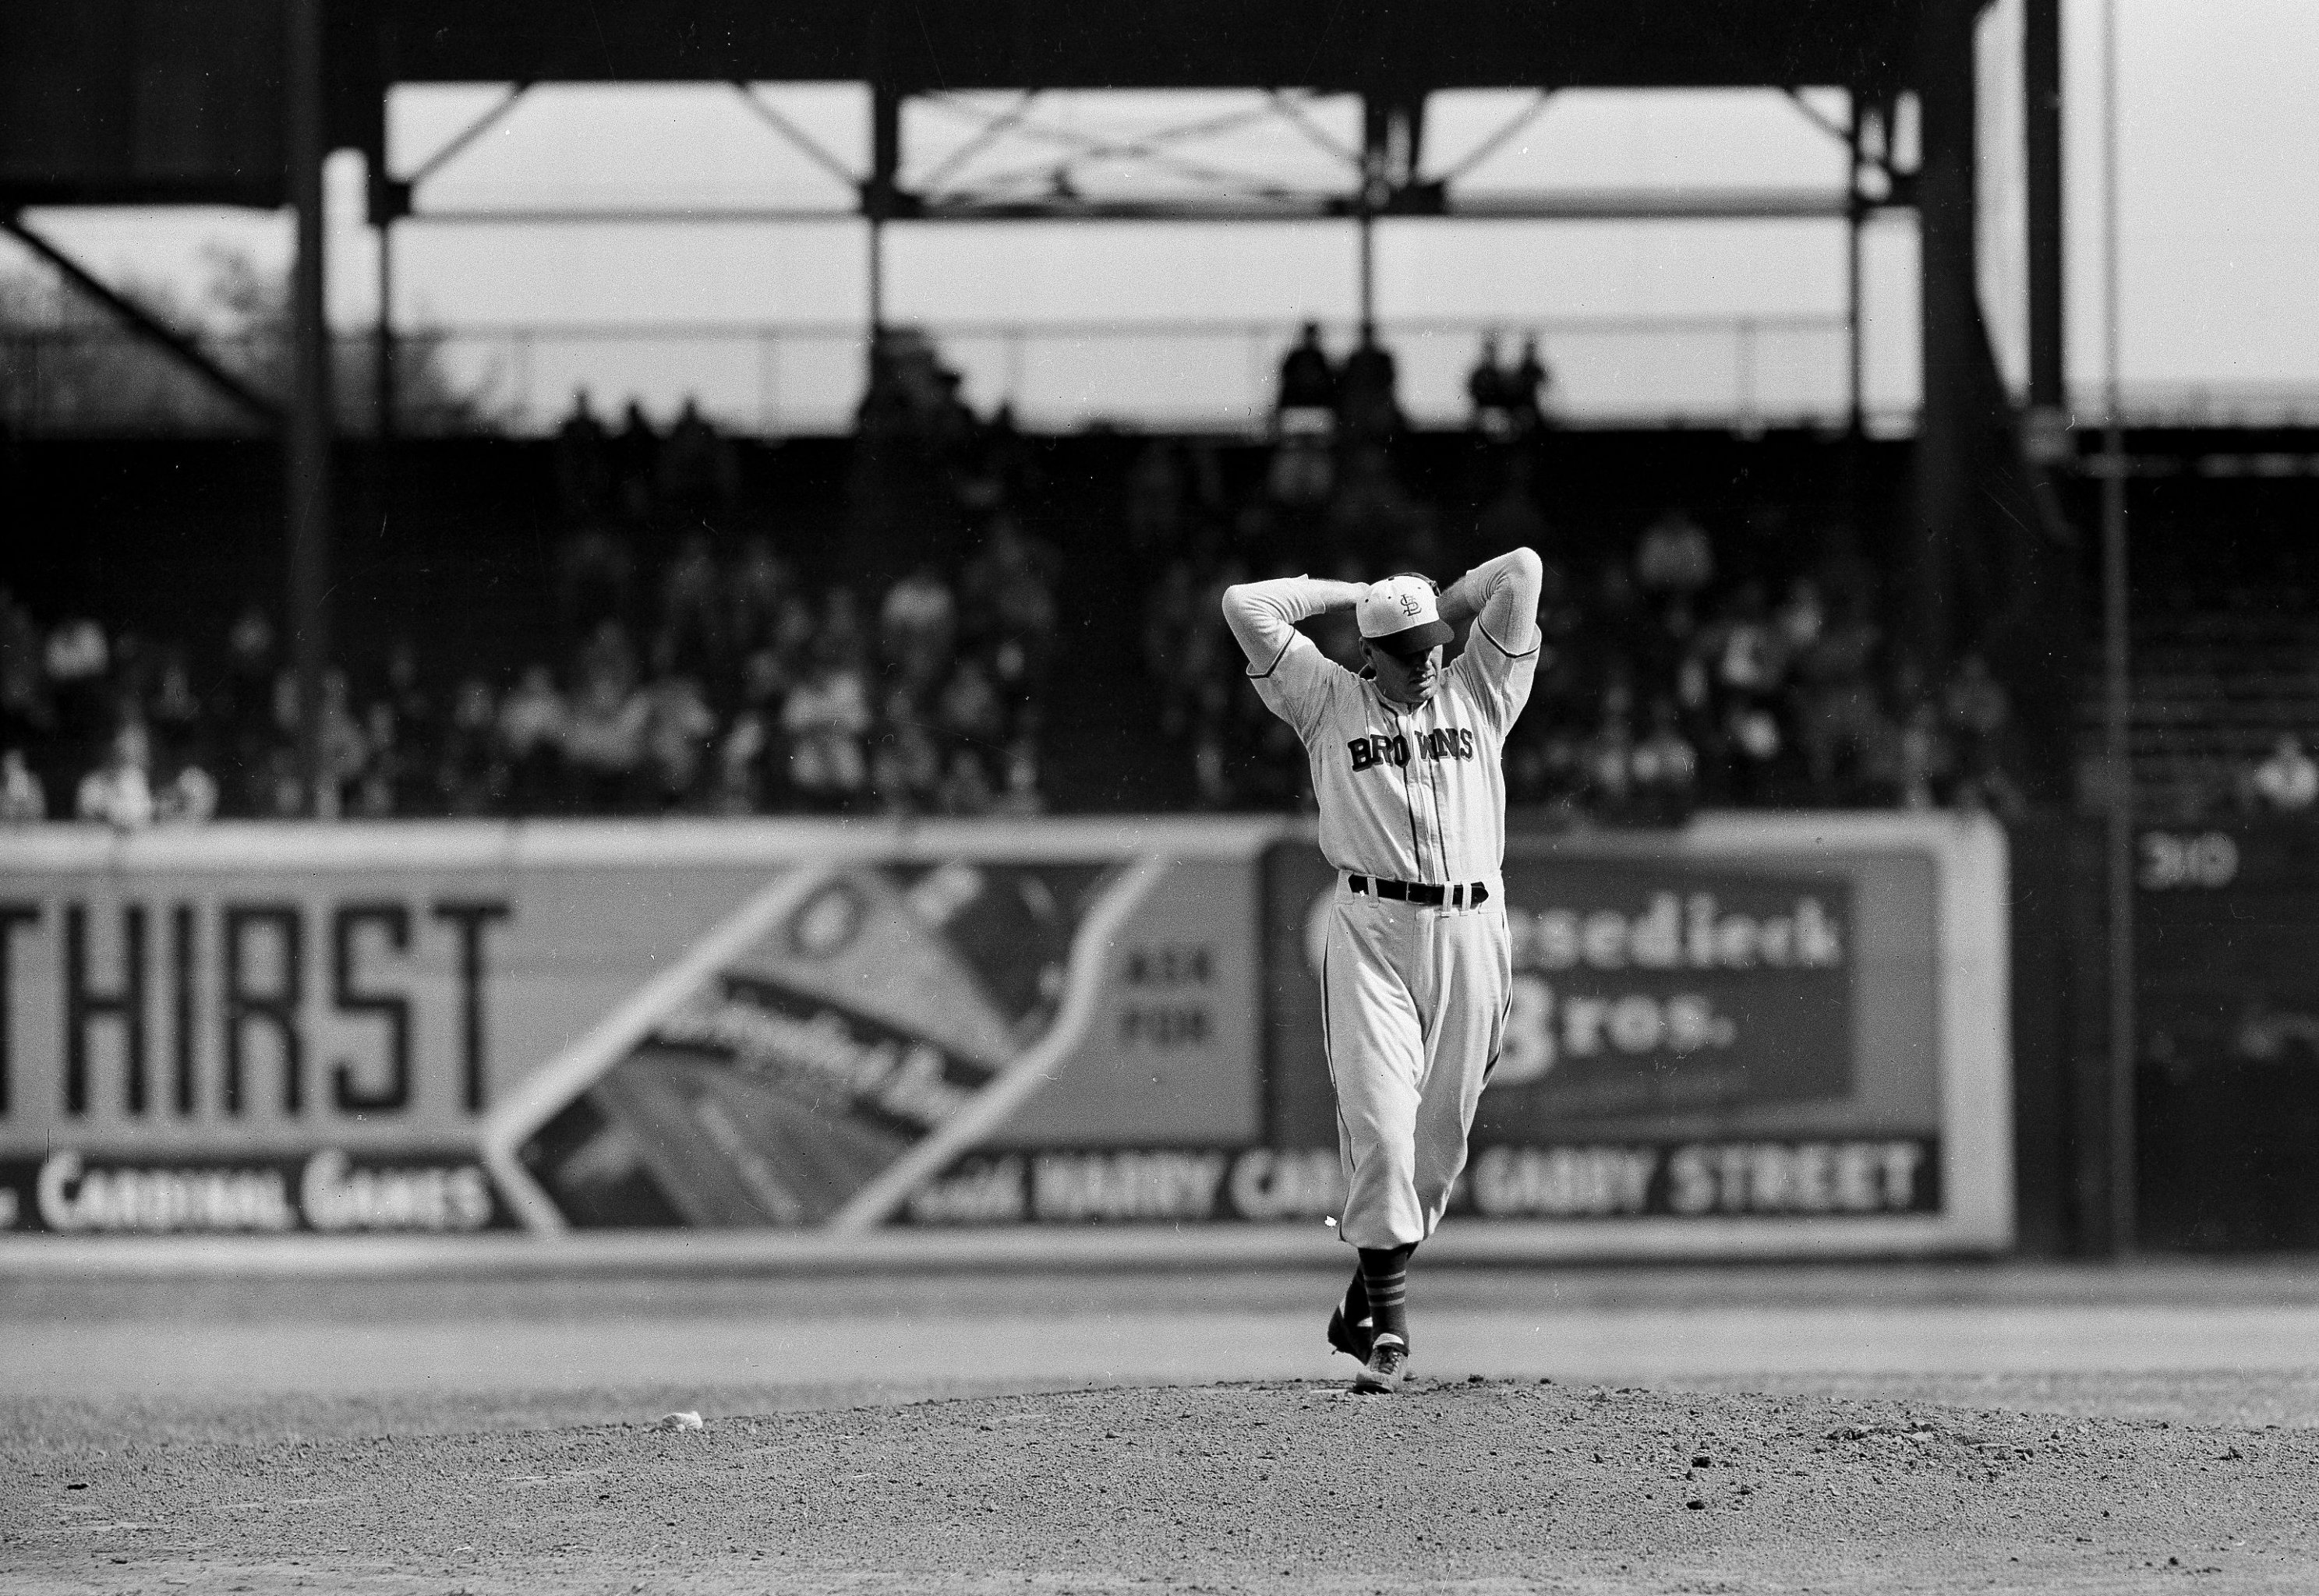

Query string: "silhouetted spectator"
[1505, 335, 1550, 432]
[659, 397, 739, 524]
[553, 388, 612, 523]
[610, 400, 660, 522]
[1465, 334, 1508, 435]
[1337, 332, 1402, 440]
[658, 533, 726, 677]
[1276, 323, 1338, 413]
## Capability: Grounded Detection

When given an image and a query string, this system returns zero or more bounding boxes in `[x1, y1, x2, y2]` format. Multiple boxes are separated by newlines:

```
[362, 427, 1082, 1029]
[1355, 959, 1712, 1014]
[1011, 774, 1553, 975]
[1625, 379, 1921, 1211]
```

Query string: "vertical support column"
[1355, 94, 1420, 343]
[2098, 0, 2135, 1258]
[2025, 0, 2066, 415]
[284, 0, 334, 815]
[1908, 0, 1978, 682]
[867, 83, 901, 348]
[1846, 98, 1866, 436]
[373, 216, 395, 440]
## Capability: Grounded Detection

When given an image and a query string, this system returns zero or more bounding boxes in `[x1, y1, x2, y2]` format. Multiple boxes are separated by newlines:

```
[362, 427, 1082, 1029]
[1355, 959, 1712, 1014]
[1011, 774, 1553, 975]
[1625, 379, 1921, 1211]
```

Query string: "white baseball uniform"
[1222, 551, 1542, 1248]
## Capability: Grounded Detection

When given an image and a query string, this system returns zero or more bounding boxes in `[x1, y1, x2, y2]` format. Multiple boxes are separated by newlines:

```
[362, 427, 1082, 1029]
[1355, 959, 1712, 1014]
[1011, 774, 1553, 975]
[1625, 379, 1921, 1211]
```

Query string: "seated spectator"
[561, 672, 645, 814]
[1124, 441, 1186, 567]
[816, 587, 871, 673]
[554, 526, 634, 649]
[497, 666, 571, 816]
[1, 747, 48, 823]
[318, 670, 369, 820]
[437, 678, 504, 817]
[155, 760, 217, 825]
[640, 673, 718, 813]
[382, 641, 439, 814]
[881, 565, 958, 696]
[1327, 448, 1427, 573]
[574, 620, 639, 701]
[714, 707, 774, 815]
[147, 651, 209, 775]
[727, 535, 796, 659]
[1630, 700, 1699, 827]
[77, 723, 156, 829]
[870, 697, 945, 816]
[1635, 508, 1715, 600]
[355, 701, 400, 818]
[783, 644, 871, 811]
[936, 747, 996, 816]
[1476, 456, 1547, 565]
[1942, 652, 2010, 785]
[960, 518, 1059, 709]
[938, 658, 1008, 759]
[0, 589, 48, 754]
[1895, 701, 1954, 811]
[995, 739, 1044, 816]
[658, 533, 726, 677]
[2250, 734, 2319, 812]
[45, 618, 111, 786]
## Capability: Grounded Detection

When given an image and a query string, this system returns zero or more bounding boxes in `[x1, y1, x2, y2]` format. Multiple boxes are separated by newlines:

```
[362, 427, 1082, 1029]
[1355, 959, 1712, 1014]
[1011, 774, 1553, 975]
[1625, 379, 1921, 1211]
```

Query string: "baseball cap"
[1356, 574, 1454, 657]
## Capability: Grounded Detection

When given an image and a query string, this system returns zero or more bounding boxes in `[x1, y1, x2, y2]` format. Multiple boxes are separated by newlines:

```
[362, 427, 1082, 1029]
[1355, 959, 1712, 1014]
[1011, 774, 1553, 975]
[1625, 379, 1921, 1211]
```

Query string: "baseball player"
[1222, 547, 1542, 1392]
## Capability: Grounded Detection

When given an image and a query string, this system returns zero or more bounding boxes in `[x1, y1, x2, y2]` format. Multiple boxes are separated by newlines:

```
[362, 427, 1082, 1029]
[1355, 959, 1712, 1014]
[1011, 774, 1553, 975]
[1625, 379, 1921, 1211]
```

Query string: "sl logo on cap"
[1398, 592, 1422, 616]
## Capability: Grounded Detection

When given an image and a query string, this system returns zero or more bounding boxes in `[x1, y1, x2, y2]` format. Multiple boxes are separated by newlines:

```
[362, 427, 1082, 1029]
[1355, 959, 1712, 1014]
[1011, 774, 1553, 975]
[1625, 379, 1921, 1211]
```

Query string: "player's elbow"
[1220, 583, 1260, 623]
[1505, 546, 1544, 584]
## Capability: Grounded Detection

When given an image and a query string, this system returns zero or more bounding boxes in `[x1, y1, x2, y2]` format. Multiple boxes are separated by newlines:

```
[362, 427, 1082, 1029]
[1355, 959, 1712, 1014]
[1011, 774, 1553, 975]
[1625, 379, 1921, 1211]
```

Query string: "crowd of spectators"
[1128, 332, 2028, 823]
[5, 324, 2072, 830]
[3, 369, 1060, 827]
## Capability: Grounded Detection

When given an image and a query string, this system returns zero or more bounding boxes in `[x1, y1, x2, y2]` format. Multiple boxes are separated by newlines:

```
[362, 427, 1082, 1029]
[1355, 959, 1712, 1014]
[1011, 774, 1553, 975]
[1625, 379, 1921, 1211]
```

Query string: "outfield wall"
[0, 813, 2011, 1255]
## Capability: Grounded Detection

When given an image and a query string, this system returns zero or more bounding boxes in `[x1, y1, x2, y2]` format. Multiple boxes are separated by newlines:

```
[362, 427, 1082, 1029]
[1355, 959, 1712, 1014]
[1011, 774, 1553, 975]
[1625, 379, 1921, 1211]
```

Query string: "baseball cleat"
[1351, 1333, 1409, 1394]
[1327, 1296, 1374, 1363]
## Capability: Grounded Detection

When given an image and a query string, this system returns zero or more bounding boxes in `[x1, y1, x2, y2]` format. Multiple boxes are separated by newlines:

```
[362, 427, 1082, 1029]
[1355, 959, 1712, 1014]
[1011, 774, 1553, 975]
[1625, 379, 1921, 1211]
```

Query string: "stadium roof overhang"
[2, 0, 1922, 214]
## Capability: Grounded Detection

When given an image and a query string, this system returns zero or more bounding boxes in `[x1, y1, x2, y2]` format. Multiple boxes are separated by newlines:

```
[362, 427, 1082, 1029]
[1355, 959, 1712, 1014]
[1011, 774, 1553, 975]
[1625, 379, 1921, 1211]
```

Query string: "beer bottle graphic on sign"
[486, 858, 1157, 1231]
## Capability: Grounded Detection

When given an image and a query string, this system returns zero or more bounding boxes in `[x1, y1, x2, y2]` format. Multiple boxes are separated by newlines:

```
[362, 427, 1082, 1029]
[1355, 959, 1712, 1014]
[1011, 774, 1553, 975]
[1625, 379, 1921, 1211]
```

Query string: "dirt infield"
[10, 1260, 2319, 1593]
[8, 1376, 2319, 1595]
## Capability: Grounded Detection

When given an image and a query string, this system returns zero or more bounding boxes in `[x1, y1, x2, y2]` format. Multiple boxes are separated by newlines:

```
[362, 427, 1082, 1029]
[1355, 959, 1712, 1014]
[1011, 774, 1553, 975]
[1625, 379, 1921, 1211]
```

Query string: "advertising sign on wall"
[1260, 813, 2005, 1255]
[0, 812, 2010, 1255]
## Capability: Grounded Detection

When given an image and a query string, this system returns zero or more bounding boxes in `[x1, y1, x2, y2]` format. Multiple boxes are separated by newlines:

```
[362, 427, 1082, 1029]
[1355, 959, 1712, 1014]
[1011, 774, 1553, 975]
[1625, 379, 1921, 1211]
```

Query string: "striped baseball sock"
[1357, 1244, 1416, 1352]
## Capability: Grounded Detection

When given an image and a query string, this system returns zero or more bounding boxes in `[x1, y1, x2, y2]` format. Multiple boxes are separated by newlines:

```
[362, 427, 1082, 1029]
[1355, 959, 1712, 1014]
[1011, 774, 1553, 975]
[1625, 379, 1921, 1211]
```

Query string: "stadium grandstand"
[0, 1, 2311, 841]
[0, 0, 2316, 1260]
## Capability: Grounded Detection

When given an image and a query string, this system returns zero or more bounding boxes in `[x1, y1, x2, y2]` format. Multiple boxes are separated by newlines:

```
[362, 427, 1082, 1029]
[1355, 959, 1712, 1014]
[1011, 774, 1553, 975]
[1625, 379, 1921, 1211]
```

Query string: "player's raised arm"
[1437, 546, 1543, 659]
[1219, 574, 1366, 676]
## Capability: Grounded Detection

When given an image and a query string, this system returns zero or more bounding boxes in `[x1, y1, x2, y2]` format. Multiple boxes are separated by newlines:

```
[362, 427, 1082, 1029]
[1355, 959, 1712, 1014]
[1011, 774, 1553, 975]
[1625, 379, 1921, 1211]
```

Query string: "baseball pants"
[1320, 877, 1511, 1249]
